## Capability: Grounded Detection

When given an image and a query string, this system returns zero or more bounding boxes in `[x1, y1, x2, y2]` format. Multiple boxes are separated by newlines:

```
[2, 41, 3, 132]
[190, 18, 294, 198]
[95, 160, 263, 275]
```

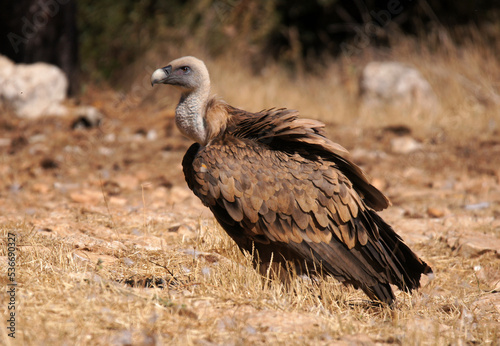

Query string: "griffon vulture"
[151, 56, 433, 304]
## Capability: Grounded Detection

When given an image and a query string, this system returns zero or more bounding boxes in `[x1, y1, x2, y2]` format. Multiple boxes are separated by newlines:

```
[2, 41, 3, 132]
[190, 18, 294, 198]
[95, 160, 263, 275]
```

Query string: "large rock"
[0, 55, 68, 118]
[359, 61, 439, 116]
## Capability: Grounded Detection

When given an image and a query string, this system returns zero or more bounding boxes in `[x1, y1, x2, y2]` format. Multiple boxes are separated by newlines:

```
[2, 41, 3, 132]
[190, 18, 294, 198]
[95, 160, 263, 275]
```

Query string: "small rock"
[464, 202, 490, 211]
[122, 258, 135, 266]
[32, 183, 50, 194]
[98, 147, 114, 156]
[109, 196, 127, 206]
[29, 134, 47, 143]
[54, 182, 80, 192]
[391, 136, 422, 154]
[0, 138, 11, 147]
[146, 129, 158, 141]
[427, 207, 446, 218]
[104, 133, 116, 142]
[447, 234, 500, 258]
[69, 190, 103, 205]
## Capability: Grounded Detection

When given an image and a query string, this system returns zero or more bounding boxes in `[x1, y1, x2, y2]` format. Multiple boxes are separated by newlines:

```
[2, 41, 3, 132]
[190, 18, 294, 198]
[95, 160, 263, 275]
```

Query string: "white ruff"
[175, 88, 209, 145]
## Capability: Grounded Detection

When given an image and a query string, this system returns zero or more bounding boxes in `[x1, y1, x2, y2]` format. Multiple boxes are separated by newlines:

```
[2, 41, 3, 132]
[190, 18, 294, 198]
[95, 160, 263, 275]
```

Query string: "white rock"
[0, 55, 68, 118]
[360, 61, 439, 116]
[391, 135, 422, 154]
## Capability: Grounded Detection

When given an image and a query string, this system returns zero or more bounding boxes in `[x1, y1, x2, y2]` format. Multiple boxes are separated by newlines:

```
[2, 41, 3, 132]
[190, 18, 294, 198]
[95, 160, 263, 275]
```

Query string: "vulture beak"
[151, 65, 172, 86]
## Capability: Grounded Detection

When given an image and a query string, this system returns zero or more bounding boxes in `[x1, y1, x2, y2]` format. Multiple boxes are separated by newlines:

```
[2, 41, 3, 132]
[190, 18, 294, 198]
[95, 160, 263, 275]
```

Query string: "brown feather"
[265, 196, 279, 212]
[205, 97, 231, 141]
[328, 224, 343, 242]
[313, 208, 329, 228]
[249, 194, 263, 211]
[223, 198, 243, 222]
[356, 222, 369, 246]
[240, 195, 259, 223]
[219, 176, 236, 202]
[291, 203, 310, 230]
[346, 192, 359, 217]
[333, 194, 352, 224]
[207, 181, 220, 201]
[339, 223, 356, 249]
[262, 208, 277, 224]
[277, 189, 294, 215]
[290, 221, 306, 243]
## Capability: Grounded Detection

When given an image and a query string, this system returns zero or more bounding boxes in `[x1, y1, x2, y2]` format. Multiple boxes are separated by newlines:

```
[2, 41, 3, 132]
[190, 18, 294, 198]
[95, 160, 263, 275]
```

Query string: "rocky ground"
[0, 90, 499, 344]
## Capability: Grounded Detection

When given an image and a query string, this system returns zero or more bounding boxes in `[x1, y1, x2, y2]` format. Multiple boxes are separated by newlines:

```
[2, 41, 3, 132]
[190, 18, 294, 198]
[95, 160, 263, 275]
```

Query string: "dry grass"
[1, 217, 499, 345]
[1, 30, 500, 345]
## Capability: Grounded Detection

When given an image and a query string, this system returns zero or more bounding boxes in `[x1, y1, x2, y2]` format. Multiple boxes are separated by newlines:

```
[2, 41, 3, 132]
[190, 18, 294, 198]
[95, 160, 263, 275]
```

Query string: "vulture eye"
[179, 66, 191, 73]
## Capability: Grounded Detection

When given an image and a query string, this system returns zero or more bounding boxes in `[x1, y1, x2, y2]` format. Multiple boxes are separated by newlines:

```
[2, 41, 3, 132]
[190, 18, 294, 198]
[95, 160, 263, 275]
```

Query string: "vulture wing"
[227, 107, 391, 211]
[183, 107, 431, 303]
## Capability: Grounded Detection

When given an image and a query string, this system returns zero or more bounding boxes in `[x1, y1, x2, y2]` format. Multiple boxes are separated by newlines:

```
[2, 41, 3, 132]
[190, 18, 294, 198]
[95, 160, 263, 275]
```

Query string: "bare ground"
[1, 83, 499, 345]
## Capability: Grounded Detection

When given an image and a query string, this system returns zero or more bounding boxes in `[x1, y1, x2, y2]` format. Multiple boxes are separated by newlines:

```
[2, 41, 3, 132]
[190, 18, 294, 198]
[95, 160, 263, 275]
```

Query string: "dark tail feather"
[369, 210, 433, 292]
[363, 282, 395, 304]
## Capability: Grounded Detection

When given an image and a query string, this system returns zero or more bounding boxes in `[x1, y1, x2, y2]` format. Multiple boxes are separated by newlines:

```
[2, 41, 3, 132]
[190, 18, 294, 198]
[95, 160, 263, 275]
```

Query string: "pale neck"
[175, 87, 210, 145]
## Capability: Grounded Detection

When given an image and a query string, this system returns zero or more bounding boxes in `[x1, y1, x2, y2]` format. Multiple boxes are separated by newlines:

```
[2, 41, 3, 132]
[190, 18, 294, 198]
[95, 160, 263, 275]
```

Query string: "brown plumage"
[151, 56, 433, 304]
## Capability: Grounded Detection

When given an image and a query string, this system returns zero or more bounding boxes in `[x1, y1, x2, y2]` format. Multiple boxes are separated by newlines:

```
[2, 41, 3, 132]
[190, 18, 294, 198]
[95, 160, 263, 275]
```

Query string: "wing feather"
[240, 194, 260, 223]
[223, 198, 243, 221]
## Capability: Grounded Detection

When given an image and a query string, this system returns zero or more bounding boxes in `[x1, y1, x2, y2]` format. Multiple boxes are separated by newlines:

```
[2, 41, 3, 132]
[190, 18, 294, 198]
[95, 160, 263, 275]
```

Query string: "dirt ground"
[1, 87, 499, 345]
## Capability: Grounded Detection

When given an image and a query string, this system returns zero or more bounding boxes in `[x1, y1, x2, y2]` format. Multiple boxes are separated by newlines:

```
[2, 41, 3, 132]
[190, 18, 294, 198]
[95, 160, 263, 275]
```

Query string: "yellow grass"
[1, 218, 499, 345]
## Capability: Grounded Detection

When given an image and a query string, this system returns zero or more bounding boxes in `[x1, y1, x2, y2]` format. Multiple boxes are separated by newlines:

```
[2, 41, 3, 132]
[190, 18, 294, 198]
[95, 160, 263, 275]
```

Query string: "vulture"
[151, 56, 433, 304]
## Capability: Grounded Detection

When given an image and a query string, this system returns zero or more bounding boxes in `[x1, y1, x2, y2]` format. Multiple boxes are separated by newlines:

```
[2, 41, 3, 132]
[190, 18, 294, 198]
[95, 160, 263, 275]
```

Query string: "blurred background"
[1, 0, 499, 171]
[1, 0, 500, 165]
[1, 1, 499, 128]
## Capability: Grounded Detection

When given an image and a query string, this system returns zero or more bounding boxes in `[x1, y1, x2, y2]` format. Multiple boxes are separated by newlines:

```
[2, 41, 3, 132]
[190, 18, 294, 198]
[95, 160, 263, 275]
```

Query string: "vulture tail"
[364, 282, 395, 305]
[369, 210, 433, 294]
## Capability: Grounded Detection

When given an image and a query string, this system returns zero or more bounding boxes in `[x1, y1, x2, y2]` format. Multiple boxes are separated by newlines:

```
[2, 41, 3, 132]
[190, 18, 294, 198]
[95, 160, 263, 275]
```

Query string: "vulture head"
[151, 56, 210, 93]
[151, 56, 213, 145]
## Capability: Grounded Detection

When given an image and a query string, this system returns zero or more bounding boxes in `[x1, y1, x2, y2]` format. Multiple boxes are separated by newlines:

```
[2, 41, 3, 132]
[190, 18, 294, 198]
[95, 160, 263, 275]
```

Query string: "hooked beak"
[151, 65, 172, 86]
